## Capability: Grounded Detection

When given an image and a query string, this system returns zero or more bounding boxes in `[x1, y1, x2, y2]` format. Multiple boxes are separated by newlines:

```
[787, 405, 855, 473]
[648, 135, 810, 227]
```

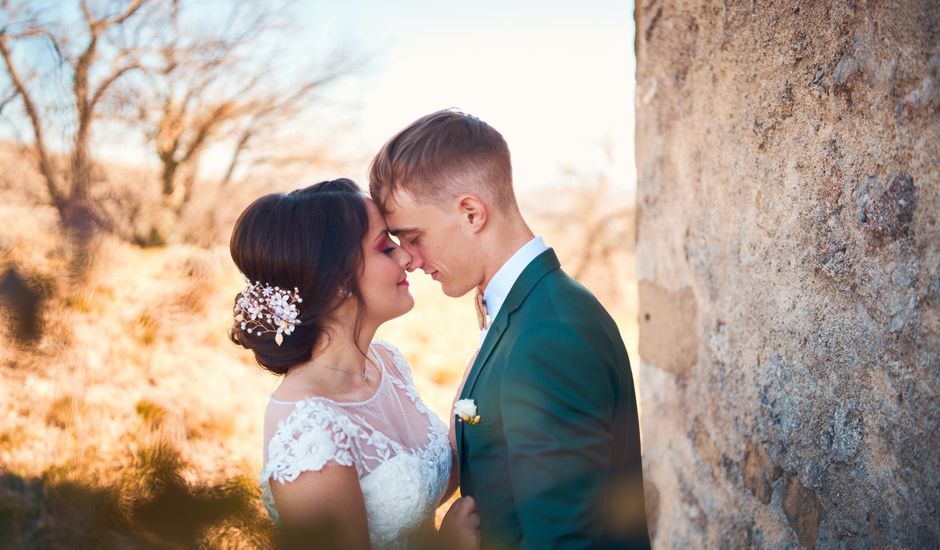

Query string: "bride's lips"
[397, 277, 409, 287]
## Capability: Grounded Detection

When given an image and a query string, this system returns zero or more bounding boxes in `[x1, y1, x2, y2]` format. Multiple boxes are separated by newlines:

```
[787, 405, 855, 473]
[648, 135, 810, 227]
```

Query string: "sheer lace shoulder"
[371, 339, 429, 417]
[262, 398, 358, 487]
[372, 339, 415, 385]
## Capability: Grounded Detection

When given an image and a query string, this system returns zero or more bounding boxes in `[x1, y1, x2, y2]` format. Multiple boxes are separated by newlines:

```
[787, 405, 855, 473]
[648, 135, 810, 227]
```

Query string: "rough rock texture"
[634, 1, 939, 548]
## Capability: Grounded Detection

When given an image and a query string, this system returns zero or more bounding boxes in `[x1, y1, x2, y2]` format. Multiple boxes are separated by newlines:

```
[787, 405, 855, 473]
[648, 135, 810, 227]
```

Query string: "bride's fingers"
[456, 496, 477, 515]
[467, 511, 481, 529]
[471, 528, 482, 548]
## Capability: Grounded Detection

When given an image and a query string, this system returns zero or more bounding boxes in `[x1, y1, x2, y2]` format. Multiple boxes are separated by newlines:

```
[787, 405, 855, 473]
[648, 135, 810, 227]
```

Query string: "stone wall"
[634, 1, 939, 548]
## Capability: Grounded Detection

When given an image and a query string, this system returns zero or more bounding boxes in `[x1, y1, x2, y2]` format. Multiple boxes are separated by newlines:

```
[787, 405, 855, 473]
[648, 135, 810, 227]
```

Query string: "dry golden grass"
[0, 168, 637, 546]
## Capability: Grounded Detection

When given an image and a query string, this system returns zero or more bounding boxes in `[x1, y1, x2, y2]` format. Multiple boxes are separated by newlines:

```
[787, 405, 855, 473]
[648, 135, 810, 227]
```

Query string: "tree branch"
[0, 88, 16, 115]
[80, 0, 96, 31]
[88, 61, 141, 112]
[178, 102, 235, 164]
[0, 34, 66, 212]
[220, 127, 252, 186]
[13, 25, 65, 63]
[101, 0, 148, 29]
[85, 0, 148, 34]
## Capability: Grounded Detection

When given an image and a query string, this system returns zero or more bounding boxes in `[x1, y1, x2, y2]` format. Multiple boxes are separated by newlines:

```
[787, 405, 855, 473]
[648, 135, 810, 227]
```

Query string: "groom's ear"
[456, 194, 487, 233]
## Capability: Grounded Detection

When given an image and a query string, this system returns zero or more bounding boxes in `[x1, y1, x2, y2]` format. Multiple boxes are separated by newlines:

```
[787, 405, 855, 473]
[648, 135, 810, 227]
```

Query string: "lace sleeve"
[262, 399, 360, 485]
[372, 339, 415, 385]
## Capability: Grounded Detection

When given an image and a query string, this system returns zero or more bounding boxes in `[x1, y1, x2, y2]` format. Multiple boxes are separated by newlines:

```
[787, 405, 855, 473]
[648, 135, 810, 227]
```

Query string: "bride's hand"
[439, 496, 480, 549]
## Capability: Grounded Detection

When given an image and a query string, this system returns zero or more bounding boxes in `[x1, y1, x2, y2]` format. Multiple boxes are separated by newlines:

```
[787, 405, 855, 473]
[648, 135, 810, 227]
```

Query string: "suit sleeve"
[499, 321, 615, 550]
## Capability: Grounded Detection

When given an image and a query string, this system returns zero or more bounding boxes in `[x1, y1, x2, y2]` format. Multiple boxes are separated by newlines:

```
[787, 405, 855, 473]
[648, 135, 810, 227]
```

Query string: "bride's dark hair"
[229, 178, 368, 374]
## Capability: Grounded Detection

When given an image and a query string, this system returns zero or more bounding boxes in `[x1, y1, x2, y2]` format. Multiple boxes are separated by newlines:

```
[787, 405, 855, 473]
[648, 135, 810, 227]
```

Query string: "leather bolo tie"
[475, 288, 488, 331]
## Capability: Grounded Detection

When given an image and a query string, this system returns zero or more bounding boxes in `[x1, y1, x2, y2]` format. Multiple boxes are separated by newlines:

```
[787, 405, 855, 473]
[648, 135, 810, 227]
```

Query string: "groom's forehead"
[384, 189, 420, 212]
[384, 208, 418, 236]
[383, 195, 425, 232]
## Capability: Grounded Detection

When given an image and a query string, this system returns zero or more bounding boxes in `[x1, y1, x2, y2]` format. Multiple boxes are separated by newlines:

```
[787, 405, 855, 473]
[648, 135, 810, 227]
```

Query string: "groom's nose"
[407, 253, 424, 271]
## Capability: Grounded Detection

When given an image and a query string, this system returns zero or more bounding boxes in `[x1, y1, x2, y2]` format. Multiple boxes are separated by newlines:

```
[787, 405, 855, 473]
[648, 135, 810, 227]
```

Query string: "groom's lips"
[429, 271, 439, 281]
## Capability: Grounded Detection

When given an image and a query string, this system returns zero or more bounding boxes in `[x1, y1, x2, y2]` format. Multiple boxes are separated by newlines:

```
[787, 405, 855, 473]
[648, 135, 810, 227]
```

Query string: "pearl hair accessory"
[234, 281, 302, 346]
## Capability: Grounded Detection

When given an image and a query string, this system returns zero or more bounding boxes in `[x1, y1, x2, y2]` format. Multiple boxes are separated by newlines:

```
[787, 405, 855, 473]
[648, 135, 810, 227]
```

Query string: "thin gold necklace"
[319, 362, 369, 381]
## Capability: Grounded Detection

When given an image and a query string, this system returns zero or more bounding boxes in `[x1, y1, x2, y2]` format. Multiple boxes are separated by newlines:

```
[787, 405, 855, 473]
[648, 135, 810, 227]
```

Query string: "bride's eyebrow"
[388, 227, 417, 237]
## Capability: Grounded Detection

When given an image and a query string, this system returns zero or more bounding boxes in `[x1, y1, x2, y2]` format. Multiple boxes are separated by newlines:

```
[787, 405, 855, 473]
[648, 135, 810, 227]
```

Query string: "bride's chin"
[391, 298, 415, 320]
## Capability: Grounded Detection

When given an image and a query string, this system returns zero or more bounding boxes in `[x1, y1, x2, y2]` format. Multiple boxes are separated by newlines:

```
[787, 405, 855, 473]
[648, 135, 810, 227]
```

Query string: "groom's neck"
[478, 216, 535, 291]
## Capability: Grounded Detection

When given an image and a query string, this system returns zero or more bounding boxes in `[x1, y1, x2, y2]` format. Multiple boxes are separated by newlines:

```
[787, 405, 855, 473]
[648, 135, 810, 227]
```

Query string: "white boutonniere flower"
[453, 399, 480, 425]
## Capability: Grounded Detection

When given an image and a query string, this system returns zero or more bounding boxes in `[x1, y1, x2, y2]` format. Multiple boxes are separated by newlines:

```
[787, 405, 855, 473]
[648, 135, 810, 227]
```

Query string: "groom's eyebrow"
[388, 227, 417, 237]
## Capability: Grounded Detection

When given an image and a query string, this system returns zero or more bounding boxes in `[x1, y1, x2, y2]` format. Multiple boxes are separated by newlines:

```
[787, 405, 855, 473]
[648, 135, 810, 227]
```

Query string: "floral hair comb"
[234, 281, 302, 346]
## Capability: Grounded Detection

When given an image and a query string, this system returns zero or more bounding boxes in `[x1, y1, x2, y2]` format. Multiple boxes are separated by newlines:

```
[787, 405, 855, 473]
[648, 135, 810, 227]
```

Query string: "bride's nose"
[396, 247, 413, 270]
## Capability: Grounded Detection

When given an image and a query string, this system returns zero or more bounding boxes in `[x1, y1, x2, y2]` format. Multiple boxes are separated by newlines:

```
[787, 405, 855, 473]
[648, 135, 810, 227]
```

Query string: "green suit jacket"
[456, 249, 649, 549]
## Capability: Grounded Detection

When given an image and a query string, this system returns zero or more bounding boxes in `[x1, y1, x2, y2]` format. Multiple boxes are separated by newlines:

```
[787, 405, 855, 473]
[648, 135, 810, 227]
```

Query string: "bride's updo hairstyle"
[229, 178, 368, 374]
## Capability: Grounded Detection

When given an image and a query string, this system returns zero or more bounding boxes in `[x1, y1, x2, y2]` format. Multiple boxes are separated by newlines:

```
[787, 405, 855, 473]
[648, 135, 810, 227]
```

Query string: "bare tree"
[1, 0, 362, 248]
[529, 141, 635, 304]
[564, 178, 632, 279]
[0, 0, 152, 247]
[113, 0, 362, 216]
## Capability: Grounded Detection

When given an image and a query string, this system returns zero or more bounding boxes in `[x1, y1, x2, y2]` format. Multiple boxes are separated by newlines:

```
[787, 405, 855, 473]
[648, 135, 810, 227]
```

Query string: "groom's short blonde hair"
[369, 109, 517, 213]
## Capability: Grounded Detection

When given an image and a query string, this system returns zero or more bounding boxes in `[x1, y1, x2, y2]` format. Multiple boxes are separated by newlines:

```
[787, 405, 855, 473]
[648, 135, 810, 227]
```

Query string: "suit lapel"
[456, 308, 510, 467]
[456, 249, 561, 466]
[459, 249, 562, 401]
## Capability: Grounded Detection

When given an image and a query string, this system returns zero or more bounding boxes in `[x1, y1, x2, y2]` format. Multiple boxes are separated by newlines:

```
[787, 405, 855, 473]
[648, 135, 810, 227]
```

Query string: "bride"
[229, 178, 479, 548]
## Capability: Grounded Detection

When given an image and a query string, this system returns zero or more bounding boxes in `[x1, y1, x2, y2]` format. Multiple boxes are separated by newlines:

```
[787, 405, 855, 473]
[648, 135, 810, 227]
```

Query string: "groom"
[370, 109, 649, 549]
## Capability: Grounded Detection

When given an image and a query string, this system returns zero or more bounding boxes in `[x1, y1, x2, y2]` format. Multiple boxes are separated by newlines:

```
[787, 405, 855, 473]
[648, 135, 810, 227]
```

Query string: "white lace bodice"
[260, 340, 452, 548]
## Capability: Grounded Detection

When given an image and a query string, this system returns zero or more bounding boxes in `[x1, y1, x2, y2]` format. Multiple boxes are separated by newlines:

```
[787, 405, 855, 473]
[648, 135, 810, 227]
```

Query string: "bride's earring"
[338, 287, 350, 299]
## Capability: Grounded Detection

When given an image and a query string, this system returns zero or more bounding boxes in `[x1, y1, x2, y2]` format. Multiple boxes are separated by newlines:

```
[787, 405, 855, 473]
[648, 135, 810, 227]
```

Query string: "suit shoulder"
[509, 269, 629, 363]
[522, 269, 618, 327]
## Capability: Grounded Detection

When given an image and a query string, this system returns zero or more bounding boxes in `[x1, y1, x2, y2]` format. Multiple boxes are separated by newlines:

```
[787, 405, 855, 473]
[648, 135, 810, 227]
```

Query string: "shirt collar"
[482, 236, 549, 323]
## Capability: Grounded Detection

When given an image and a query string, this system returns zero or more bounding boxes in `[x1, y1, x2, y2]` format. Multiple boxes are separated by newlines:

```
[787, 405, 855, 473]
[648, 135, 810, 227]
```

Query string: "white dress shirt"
[479, 236, 549, 345]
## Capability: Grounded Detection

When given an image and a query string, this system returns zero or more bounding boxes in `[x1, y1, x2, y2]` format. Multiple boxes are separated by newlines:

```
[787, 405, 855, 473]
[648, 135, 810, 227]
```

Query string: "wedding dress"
[260, 340, 452, 548]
